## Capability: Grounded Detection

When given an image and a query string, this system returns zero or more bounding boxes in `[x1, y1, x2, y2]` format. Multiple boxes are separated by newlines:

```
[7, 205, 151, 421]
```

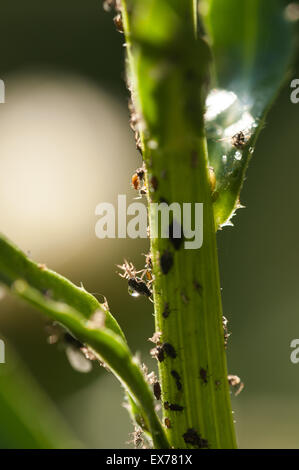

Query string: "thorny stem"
[120, 0, 237, 448]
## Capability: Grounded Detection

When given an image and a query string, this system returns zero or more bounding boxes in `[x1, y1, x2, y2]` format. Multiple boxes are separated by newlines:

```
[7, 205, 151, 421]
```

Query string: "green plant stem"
[121, 0, 237, 448]
[148, 138, 236, 448]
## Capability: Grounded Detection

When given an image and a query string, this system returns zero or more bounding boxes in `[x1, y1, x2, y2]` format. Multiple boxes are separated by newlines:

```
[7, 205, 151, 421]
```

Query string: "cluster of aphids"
[149, 330, 177, 363]
[183, 428, 209, 449]
[118, 255, 154, 301]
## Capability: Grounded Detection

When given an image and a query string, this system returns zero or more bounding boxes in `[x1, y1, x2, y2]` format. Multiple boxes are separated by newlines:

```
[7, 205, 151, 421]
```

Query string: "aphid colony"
[150, 341, 177, 363]
[117, 255, 153, 300]
[149, 330, 177, 364]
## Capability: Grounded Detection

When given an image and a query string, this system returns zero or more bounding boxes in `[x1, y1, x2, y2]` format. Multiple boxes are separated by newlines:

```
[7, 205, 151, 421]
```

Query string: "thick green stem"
[121, 0, 237, 448]
[148, 138, 236, 448]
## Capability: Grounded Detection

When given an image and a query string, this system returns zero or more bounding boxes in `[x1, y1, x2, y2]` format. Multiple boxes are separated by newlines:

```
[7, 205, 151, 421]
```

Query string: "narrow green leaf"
[203, 0, 294, 228]
[0, 233, 169, 448]
[11, 280, 169, 449]
[0, 233, 124, 339]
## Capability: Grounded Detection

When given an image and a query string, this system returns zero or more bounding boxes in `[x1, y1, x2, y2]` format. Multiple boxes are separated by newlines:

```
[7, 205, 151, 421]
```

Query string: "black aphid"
[162, 342, 177, 359]
[118, 259, 152, 299]
[171, 369, 182, 391]
[183, 428, 209, 449]
[193, 280, 202, 294]
[159, 197, 170, 205]
[171, 369, 180, 381]
[160, 251, 174, 275]
[199, 367, 208, 384]
[150, 176, 159, 192]
[164, 401, 184, 412]
[153, 382, 161, 401]
[136, 167, 145, 179]
[162, 302, 170, 318]
[128, 278, 152, 298]
[157, 347, 165, 362]
[151, 346, 165, 363]
[169, 221, 183, 250]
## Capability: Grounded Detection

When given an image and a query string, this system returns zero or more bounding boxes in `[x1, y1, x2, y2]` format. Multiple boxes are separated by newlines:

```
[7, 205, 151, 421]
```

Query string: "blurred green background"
[0, 0, 299, 449]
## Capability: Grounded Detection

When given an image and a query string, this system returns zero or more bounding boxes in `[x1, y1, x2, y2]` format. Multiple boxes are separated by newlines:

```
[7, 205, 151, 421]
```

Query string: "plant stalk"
[121, 0, 237, 448]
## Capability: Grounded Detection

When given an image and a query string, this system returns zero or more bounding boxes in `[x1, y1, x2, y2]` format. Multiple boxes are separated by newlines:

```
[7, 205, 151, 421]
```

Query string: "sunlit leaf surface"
[203, 0, 293, 227]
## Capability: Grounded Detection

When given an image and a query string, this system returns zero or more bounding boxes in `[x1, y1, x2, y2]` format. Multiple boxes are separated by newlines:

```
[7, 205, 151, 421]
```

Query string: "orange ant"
[141, 252, 154, 283]
[131, 168, 144, 190]
[131, 167, 147, 198]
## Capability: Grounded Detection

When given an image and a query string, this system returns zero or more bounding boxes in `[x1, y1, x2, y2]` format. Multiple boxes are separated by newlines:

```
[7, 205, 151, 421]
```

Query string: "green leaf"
[0, 233, 124, 339]
[0, 341, 80, 448]
[12, 280, 169, 448]
[202, 0, 294, 228]
[0, 234, 169, 449]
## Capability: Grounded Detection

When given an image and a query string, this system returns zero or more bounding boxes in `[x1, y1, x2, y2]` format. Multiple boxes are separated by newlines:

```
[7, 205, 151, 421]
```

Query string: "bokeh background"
[0, 0, 299, 449]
